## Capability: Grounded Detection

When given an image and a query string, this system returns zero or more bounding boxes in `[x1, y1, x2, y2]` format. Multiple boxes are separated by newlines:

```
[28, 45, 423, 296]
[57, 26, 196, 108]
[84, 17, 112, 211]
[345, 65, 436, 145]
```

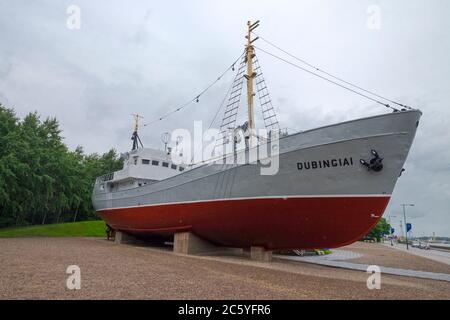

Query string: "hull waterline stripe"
[96, 194, 391, 212]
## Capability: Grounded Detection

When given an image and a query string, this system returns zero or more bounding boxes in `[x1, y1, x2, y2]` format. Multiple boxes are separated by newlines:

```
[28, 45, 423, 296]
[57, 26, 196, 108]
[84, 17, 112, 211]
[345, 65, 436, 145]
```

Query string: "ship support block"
[174, 232, 242, 256]
[114, 231, 140, 245]
[250, 246, 272, 262]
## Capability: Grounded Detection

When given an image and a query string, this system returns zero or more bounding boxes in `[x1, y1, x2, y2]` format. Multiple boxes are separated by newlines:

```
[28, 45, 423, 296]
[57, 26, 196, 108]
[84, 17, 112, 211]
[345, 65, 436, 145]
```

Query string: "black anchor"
[360, 149, 383, 172]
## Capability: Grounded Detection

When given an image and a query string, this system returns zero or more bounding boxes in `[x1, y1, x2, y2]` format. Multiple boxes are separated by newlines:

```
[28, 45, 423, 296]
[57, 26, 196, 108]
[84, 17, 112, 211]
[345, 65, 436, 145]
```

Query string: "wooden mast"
[245, 20, 259, 147]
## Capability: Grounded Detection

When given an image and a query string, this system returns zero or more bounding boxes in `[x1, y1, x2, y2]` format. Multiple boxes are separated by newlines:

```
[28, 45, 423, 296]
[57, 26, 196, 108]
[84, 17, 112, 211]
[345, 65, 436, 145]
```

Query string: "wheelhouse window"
[142, 159, 150, 165]
[179, 167, 185, 172]
[152, 160, 159, 166]
[171, 164, 177, 170]
[162, 162, 169, 168]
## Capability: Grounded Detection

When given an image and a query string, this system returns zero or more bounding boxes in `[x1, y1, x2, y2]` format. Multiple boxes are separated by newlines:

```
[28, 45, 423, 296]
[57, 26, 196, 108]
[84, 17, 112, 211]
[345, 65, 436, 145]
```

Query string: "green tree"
[367, 218, 391, 242]
[0, 103, 123, 227]
[0, 105, 20, 226]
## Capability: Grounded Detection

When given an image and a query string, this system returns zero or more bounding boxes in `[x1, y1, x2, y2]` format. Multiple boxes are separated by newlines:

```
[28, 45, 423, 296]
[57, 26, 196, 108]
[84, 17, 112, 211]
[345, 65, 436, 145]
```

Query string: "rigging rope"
[207, 72, 236, 130]
[253, 32, 414, 111]
[188, 64, 238, 167]
[254, 45, 398, 111]
[143, 51, 245, 127]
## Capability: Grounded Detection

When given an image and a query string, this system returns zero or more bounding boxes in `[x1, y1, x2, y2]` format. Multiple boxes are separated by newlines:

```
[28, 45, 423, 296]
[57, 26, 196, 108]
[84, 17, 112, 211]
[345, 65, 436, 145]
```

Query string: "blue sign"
[390, 228, 395, 234]
[406, 223, 412, 232]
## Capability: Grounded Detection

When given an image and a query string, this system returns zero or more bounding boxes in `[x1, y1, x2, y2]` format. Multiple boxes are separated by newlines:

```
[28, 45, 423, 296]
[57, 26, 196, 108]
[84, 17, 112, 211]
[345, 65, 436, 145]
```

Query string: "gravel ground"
[0, 237, 449, 300]
[340, 242, 450, 274]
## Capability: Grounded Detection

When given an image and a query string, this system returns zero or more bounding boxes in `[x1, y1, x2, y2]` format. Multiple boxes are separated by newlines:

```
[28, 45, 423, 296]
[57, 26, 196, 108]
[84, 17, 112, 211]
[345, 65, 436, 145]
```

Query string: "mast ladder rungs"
[221, 120, 237, 129]
[230, 89, 242, 97]
[232, 82, 242, 90]
[263, 114, 277, 121]
[225, 105, 238, 112]
[222, 112, 238, 122]
[228, 93, 242, 101]
[257, 86, 267, 92]
[231, 81, 243, 90]
[224, 106, 239, 114]
[223, 109, 239, 117]
[224, 102, 239, 110]
[230, 87, 242, 95]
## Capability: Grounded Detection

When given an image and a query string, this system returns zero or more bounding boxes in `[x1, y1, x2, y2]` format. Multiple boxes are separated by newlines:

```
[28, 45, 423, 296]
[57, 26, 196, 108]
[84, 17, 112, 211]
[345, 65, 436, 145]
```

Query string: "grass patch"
[0, 220, 106, 238]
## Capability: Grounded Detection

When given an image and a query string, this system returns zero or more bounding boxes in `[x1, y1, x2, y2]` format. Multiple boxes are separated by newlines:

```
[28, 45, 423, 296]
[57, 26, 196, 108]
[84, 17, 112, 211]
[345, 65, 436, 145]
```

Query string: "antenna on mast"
[131, 113, 144, 150]
[161, 132, 170, 152]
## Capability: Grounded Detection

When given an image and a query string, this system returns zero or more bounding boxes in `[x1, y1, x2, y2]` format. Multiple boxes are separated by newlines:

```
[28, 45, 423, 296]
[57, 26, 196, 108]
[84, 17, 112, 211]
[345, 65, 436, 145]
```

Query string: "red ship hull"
[97, 195, 390, 250]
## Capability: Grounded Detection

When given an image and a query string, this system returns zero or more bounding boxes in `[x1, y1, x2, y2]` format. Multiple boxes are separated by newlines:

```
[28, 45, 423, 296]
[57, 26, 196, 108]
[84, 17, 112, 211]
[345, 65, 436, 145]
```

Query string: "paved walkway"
[276, 250, 450, 282]
[381, 242, 450, 266]
[303, 249, 363, 261]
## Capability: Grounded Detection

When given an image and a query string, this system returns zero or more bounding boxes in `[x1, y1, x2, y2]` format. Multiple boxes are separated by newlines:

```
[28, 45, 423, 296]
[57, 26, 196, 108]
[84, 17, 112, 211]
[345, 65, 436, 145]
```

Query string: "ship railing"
[186, 128, 293, 169]
[96, 172, 114, 184]
[277, 127, 294, 136]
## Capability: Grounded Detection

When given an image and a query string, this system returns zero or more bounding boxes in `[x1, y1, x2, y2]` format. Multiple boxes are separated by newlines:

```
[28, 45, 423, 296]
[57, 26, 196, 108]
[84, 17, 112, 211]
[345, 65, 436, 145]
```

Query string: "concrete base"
[250, 246, 272, 262]
[114, 231, 141, 245]
[174, 232, 243, 256]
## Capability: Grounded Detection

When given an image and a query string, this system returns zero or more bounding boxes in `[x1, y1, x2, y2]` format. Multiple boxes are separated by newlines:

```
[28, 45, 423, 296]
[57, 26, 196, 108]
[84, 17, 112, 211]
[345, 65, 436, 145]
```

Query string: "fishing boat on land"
[92, 21, 421, 250]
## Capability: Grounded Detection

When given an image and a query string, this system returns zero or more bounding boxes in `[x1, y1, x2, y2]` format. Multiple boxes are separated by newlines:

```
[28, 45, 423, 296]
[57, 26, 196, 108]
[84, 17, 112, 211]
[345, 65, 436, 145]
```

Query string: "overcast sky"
[0, 0, 449, 236]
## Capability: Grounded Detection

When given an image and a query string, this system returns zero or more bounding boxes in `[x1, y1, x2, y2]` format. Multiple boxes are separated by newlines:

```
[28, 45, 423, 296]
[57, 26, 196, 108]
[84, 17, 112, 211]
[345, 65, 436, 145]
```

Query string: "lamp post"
[401, 204, 414, 250]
